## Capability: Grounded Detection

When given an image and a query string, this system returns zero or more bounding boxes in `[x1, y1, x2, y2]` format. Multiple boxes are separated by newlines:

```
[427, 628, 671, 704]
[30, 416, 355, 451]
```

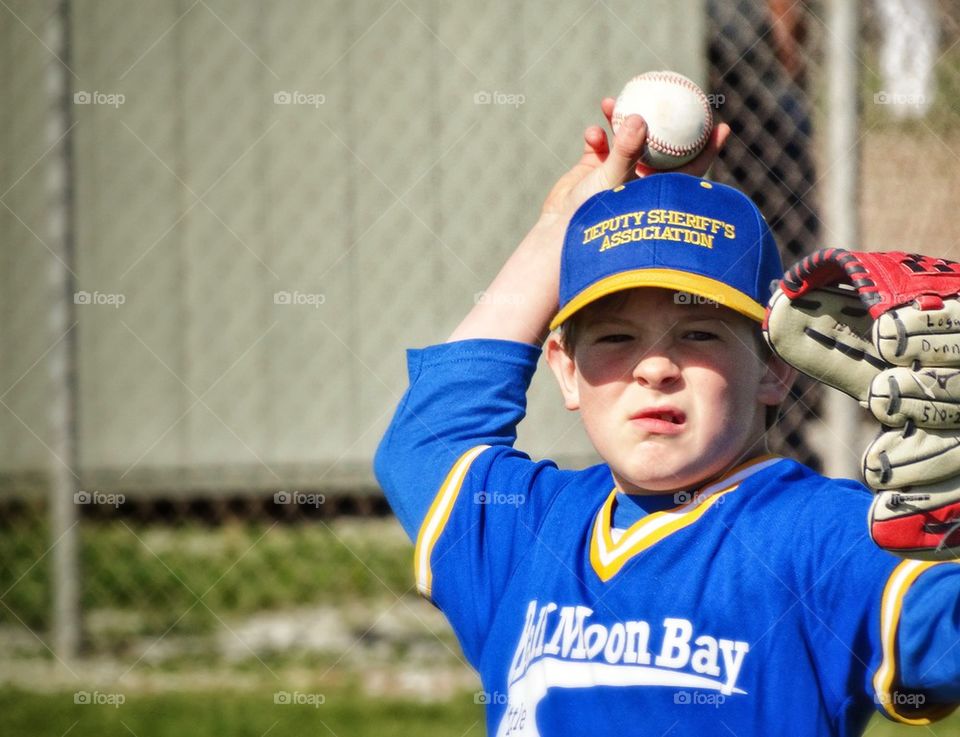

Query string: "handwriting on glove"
[764, 249, 960, 559]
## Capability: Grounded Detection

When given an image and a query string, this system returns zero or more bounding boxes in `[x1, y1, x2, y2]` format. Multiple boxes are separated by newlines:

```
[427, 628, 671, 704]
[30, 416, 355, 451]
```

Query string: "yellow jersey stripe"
[591, 456, 780, 582]
[414, 444, 490, 599]
[873, 559, 951, 725]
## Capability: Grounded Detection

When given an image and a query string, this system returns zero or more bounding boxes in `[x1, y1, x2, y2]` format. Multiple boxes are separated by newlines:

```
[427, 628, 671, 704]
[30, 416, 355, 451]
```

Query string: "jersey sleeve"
[894, 563, 960, 706]
[374, 338, 544, 538]
[373, 338, 574, 665]
[868, 558, 960, 724]
[796, 476, 960, 725]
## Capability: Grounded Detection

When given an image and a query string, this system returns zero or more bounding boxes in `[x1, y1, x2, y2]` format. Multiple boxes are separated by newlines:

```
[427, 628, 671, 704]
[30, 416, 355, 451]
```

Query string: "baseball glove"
[764, 248, 960, 560]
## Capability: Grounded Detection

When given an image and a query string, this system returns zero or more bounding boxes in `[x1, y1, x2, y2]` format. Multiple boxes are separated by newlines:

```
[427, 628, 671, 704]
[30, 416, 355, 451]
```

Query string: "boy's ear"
[758, 352, 797, 406]
[545, 333, 581, 411]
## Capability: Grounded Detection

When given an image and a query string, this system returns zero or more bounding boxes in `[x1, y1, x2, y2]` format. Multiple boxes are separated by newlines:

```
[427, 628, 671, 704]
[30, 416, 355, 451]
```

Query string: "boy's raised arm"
[447, 100, 730, 347]
[376, 103, 728, 540]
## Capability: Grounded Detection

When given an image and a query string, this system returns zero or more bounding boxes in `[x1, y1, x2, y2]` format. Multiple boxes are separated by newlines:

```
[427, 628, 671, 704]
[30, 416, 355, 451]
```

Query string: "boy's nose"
[632, 353, 680, 389]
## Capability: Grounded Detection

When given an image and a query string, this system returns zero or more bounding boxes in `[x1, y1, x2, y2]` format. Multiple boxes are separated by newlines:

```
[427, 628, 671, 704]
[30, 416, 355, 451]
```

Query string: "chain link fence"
[707, 0, 827, 468]
[1, 1, 959, 725]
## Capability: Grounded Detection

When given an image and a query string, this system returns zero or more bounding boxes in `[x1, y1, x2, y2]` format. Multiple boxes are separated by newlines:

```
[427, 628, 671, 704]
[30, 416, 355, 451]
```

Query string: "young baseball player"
[374, 105, 960, 736]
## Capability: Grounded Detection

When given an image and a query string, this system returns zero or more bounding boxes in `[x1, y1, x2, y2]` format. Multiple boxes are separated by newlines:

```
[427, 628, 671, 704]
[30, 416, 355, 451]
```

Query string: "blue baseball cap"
[549, 173, 783, 330]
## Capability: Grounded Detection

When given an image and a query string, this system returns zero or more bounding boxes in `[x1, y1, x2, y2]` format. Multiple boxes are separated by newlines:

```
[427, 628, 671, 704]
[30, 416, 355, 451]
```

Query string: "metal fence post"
[823, 0, 864, 480]
[46, 0, 80, 662]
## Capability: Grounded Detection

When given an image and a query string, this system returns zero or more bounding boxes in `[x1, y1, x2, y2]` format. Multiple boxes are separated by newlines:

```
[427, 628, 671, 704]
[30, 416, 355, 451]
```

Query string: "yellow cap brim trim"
[549, 269, 766, 331]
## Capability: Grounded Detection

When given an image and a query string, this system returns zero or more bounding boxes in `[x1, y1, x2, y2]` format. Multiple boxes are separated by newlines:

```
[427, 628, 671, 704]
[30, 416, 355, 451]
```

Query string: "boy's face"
[546, 288, 794, 494]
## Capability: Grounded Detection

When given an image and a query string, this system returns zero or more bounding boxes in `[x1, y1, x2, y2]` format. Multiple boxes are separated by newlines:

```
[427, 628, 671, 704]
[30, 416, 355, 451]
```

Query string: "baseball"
[611, 71, 714, 170]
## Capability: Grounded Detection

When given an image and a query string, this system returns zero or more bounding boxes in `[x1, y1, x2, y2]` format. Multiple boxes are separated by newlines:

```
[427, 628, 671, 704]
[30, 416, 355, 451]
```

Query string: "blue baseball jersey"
[374, 338, 960, 736]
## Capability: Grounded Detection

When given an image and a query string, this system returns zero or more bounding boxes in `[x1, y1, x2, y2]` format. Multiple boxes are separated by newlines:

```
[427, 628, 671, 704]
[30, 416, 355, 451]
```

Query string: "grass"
[0, 509, 416, 643]
[4, 688, 960, 737]
[0, 687, 486, 737]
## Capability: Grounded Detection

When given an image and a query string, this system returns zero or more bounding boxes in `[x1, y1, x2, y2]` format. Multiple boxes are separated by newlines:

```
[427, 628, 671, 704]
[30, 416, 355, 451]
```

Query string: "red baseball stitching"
[613, 71, 713, 160]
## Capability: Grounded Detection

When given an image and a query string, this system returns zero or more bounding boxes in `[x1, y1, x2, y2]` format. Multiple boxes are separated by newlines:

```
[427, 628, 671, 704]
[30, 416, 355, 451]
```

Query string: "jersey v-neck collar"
[590, 455, 782, 582]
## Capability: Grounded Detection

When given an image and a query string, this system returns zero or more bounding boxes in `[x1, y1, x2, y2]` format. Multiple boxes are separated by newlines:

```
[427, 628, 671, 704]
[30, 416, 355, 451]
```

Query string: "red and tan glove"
[764, 248, 960, 560]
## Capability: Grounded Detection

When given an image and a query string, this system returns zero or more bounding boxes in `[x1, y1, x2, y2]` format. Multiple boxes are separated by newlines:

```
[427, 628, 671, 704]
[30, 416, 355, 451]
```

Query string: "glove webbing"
[781, 248, 960, 318]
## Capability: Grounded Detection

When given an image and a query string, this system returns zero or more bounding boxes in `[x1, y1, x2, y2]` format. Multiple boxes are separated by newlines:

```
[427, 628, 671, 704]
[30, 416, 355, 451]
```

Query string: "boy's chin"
[613, 433, 765, 493]
[614, 451, 736, 494]
[615, 466, 707, 494]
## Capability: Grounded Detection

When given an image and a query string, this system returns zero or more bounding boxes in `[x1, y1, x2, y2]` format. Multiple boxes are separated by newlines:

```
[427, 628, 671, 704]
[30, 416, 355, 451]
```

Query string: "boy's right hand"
[540, 98, 731, 222]
[447, 99, 729, 346]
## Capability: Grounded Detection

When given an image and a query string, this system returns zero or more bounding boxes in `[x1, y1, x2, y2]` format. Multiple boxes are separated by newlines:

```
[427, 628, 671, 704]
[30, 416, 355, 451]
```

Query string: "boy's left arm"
[764, 251, 960, 719]
[799, 484, 960, 725]
[898, 564, 960, 703]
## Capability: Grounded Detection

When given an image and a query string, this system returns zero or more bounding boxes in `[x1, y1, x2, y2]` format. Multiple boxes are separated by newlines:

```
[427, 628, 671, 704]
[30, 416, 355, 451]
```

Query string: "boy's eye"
[683, 330, 718, 341]
[596, 333, 634, 344]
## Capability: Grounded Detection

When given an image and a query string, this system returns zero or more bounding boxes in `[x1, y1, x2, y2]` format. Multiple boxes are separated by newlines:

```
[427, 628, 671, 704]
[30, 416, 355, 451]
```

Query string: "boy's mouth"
[629, 407, 687, 435]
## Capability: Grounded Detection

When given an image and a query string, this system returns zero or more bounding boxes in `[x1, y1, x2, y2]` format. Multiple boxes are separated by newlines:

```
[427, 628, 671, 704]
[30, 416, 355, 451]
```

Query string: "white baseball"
[611, 71, 714, 170]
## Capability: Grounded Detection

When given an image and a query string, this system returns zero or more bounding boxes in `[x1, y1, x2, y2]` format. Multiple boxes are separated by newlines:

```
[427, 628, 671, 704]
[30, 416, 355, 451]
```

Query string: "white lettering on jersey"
[498, 600, 751, 737]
